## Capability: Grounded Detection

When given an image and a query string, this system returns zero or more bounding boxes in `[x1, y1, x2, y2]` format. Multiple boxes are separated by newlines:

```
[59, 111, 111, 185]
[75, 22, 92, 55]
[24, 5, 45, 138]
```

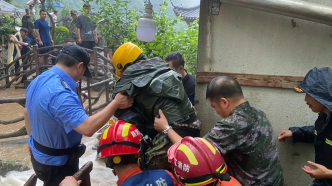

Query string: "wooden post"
[1, 35, 4, 68]
[5, 68, 9, 88]
[93, 47, 98, 78]
[33, 46, 39, 76]
[103, 47, 108, 66]
[23, 174, 37, 186]
[73, 161, 93, 186]
[87, 77, 92, 116]
[105, 81, 110, 103]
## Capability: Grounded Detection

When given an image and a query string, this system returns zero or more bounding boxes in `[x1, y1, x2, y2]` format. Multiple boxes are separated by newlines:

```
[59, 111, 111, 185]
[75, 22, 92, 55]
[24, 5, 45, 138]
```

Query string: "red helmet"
[97, 120, 142, 158]
[167, 137, 229, 186]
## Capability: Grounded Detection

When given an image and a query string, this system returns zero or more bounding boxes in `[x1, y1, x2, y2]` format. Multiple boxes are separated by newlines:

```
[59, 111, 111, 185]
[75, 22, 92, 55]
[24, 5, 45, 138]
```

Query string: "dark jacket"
[290, 112, 332, 186]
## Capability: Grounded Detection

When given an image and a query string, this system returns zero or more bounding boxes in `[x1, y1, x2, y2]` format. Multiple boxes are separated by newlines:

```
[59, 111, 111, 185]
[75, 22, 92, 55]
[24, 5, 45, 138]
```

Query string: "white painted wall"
[196, 0, 332, 185]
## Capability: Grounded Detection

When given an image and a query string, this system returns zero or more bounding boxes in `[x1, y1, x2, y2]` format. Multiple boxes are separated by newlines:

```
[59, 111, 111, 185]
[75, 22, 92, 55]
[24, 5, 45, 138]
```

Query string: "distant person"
[29, 4, 36, 17]
[165, 52, 196, 106]
[52, 11, 58, 27]
[278, 67, 332, 186]
[35, 9, 54, 54]
[35, 9, 54, 69]
[11, 28, 31, 83]
[22, 9, 36, 46]
[154, 76, 284, 185]
[69, 10, 79, 42]
[76, 4, 98, 49]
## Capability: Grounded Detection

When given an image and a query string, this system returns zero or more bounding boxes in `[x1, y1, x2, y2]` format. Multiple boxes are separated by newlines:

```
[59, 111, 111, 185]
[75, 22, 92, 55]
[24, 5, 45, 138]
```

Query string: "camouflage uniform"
[204, 101, 284, 186]
[22, 15, 37, 46]
[69, 20, 78, 42]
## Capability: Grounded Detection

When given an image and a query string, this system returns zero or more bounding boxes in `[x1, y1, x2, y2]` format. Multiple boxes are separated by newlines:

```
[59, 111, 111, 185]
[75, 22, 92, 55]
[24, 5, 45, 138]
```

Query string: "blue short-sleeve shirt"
[34, 19, 50, 44]
[25, 66, 88, 166]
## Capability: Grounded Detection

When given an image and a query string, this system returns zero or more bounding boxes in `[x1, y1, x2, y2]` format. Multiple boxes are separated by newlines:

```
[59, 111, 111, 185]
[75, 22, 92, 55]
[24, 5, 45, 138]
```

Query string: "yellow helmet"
[112, 42, 143, 76]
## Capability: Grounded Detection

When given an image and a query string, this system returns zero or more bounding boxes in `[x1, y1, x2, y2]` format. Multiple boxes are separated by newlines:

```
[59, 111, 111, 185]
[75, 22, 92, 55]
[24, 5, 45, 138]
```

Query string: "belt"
[33, 138, 79, 156]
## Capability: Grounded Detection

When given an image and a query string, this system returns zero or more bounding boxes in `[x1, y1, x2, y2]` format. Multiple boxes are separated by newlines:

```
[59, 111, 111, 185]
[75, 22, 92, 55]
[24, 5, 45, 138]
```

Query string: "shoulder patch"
[60, 79, 70, 91]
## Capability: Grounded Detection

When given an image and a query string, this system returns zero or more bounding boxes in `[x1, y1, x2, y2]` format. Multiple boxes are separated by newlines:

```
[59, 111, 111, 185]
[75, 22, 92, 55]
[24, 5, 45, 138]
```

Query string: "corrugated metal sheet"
[0, 0, 25, 16]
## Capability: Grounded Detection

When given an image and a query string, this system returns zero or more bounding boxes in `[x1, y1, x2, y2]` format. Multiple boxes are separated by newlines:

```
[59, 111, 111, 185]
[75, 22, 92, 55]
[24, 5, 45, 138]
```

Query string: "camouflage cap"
[70, 10, 78, 15]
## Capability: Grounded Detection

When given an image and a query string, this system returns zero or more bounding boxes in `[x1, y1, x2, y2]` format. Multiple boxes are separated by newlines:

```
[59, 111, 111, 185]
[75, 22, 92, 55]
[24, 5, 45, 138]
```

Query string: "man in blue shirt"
[12, 28, 31, 83]
[34, 9, 54, 70]
[24, 45, 133, 186]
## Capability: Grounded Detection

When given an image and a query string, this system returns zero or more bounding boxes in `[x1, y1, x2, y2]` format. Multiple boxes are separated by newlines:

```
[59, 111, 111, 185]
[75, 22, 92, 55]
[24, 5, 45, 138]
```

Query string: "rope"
[7, 32, 23, 85]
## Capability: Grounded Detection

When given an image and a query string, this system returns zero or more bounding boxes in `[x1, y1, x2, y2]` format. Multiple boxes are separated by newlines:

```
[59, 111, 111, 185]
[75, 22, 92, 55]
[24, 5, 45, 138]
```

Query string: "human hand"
[95, 37, 98, 44]
[38, 40, 43, 46]
[51, 39, 54, 45]
[28, 145, 31, 156]
[302, 161, 332, 179]
[59, 176, 81, 186]
[113, 92, 133, 109]
[154, 109, 169, 132]
[78, 38, 82, 44]
[277, 130, 292, 144]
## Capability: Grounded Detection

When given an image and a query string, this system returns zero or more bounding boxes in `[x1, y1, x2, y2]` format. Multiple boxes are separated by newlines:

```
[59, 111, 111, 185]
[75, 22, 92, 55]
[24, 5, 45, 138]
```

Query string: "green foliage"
[83, 0, 199, 74]
[0, 15, 16, 45]
[53, 26, 69, 45]
[60, 3, 71, 18]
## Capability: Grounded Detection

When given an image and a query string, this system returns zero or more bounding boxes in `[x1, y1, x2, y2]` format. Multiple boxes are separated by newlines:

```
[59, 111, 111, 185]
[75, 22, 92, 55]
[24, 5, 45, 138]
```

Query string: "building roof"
[0, 0, 25, 17]
[173, 5, 200, 21]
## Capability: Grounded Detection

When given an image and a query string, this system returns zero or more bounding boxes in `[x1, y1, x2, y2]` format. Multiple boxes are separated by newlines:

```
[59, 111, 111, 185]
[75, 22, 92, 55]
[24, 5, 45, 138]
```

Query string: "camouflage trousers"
[145, 116, 201, 170]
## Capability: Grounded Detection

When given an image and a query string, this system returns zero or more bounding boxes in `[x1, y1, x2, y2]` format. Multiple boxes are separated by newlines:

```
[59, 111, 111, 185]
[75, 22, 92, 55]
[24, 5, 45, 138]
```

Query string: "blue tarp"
[45, 2, 64, 8]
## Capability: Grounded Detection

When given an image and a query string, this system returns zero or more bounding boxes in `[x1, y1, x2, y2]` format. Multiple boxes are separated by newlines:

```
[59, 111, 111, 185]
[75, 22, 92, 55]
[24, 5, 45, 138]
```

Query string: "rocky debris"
[0, 160, 30, 176]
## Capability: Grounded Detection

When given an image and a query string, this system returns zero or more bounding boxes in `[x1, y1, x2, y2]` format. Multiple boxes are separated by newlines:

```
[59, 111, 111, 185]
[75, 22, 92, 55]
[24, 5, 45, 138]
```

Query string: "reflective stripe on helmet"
[199, 138, 216, 155]
[177, 144, 198, 165]
[122, 123, 132, 137]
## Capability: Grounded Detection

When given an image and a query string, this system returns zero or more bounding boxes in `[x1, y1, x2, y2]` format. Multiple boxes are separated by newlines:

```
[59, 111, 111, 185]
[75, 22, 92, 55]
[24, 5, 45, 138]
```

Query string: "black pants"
[81, 41, 95, 50]
[31, 155, 79, 186]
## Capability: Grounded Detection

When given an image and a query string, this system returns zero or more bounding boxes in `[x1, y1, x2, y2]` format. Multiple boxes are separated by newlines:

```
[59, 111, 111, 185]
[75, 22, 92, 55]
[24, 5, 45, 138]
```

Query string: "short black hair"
[63, 38, 76, 44]
[83, 4, 90, 8]
[206, 76, 243, 102]
[54, 11, 58, 14]
[56, 53, 80, 67]
[40, 9, 46, 14]
[25, 9, 29, 13]
[20, 28, 28, 33]
[165, 52, 185, 69]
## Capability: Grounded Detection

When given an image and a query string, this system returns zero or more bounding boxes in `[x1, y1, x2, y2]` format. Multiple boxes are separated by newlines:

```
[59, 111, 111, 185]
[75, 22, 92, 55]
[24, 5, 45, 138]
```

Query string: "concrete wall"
[196, 0, 332, 185]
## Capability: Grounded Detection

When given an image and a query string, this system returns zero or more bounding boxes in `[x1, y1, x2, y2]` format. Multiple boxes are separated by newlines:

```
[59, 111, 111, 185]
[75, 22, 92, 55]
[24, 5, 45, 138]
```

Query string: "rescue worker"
[167, 136, 242, 186]
[22, 9, 36, 46]
[165, 52, 196, 106]
[111, 42, 201, 170]
[59, 120, 180, 186]
[154, 76, 284, 185]
[303, 161, 332, 180]
[278, 67, 332, 186]
[24, 45, 133, 186]
[69, 10, 78, 42]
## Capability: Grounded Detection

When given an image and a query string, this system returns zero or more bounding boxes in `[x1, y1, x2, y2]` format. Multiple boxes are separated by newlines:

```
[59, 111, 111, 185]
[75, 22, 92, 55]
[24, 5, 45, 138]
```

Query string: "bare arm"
[35, 29, 41, 43]
[24, 108, 31, 136]
[77, 28, 82, 44]
[77, 28, 81, 40]
[49, 32, 53, 44]
[74, 93, 133, 137]
[154, 110, 183, 144]
[14, 40, 29, 46]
